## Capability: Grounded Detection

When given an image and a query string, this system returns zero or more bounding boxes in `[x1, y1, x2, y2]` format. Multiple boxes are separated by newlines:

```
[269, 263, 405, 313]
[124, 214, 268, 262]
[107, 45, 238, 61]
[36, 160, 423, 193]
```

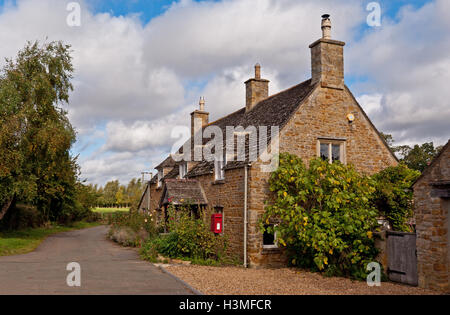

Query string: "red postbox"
[211, 214, 223, 234]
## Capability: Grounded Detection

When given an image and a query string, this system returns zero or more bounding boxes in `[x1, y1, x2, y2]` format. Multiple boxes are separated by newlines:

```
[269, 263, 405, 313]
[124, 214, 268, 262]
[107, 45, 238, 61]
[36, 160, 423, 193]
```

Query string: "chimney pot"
[199, 96, 205, 111]
[321, 14, 332, 39]
[245, 64, 269, 112]
[310, 15, 345, 89]
[255, 63, 261, 79]
[191, 97, 209, 152]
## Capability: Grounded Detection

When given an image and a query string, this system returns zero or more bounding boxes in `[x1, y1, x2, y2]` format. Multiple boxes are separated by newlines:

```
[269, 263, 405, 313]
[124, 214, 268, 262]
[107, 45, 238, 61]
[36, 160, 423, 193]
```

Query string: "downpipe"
[244, 164, 249, 268]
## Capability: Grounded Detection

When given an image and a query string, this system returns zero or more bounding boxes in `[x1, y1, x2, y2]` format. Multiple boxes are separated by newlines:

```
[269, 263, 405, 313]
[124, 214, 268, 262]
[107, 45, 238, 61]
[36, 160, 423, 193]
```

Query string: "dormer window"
[214, 155, 226, 181]
[179, 163, 188, 179]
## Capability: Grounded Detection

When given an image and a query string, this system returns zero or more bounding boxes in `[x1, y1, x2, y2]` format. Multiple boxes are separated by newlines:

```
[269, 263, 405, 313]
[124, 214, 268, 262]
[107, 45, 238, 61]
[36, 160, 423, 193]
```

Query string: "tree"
[0, 41, 76, 221]
[262, 154, 379, 279]
[103, 180, 120, 207]
[380, 133, 443, 172]
[371, 164, 421, 232]
[401, 143, 442, 172]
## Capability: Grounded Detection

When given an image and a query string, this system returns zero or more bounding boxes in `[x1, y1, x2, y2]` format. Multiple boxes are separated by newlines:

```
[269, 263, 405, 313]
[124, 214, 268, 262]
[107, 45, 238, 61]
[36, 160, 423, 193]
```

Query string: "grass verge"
[0, 221, 102, 256]
[94, 207, 129, 214]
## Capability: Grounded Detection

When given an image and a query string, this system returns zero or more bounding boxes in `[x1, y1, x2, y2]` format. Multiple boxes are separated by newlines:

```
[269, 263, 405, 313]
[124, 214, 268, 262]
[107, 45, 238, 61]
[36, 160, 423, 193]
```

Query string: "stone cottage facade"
[413, 140, 450, 293]
[138, 15, 397, 267]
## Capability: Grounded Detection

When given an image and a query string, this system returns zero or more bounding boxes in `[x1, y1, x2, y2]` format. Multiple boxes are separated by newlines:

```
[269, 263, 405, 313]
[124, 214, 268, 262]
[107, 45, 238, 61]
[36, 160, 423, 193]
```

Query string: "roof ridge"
[244, 79, 312, 114]
[206, 107, 246, 127]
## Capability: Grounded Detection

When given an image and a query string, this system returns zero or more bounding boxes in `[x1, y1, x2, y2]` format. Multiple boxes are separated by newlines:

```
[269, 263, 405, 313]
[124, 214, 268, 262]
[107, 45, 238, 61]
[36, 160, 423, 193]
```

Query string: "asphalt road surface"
[0, 226, 194, 295]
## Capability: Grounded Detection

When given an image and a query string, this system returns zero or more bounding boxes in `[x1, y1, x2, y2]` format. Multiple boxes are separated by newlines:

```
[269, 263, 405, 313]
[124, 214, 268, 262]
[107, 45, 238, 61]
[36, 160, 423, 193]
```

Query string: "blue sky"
[0, 0, 447, 186]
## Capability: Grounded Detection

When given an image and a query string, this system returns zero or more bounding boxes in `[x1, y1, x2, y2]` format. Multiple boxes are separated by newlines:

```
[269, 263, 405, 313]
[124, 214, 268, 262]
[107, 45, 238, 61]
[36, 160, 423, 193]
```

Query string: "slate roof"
[185, 79, 316, 177]
[156, 155, 177, 170]
[159, 179, 208, 207]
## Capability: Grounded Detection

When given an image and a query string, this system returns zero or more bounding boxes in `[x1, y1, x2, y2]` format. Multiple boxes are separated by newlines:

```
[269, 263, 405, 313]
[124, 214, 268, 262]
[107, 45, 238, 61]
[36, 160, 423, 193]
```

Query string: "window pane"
[263, 225, 275, 246]
[320, 144, 329, 161]
[332, 144, 341, 162]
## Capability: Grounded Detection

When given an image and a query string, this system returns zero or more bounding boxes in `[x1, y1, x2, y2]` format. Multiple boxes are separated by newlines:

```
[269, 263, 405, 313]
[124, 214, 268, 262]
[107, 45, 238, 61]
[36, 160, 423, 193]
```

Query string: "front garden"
[108, 153, 420, 280]
[108, 208, 234, 266]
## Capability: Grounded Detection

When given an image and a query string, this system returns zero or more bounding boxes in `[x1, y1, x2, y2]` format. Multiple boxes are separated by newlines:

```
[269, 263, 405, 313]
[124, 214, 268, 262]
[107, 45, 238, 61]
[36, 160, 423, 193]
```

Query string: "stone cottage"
[413, 140, 450, 293]
[138, 15, 397, 267]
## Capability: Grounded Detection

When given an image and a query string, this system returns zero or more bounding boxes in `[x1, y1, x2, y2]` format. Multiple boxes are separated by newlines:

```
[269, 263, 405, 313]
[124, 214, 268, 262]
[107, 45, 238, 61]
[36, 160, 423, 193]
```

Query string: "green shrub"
[109, 211, 156, 236]
[140, 206, 227, 262]
[162, 206, 227, 260]
[371, 164, 421, 232]
[139, 238, 160, 262]
[108, 211, 157, 247]
[261, 154, 379, 280]
[0, 203, 44, 231]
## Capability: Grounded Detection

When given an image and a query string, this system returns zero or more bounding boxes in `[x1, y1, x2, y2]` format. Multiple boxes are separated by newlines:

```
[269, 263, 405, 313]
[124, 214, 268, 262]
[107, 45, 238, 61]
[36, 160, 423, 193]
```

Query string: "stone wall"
[414, 143, 450, 293]
[145, 168, 247, 263]
[310, 39, 345, 90]
[192, 167, 246, 263]
[246, 85, 398, 267]
[245, 78, 269, 112]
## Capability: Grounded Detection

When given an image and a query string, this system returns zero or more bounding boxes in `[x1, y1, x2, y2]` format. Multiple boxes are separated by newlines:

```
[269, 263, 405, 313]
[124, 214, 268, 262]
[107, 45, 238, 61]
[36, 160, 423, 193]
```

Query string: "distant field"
[93, 207, 130, 214]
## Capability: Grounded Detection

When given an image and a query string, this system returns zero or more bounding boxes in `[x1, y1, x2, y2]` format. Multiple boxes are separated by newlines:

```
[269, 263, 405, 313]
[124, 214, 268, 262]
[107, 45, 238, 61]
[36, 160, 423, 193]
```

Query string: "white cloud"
[2, 0, 447, 186]
[357, 94, 383, 117]
[348, 0, 450, 146]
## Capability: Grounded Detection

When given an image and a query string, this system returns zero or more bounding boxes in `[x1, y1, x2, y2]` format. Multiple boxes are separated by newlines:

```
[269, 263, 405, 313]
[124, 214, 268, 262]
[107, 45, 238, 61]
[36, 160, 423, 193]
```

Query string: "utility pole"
[141, 172, 152, 213]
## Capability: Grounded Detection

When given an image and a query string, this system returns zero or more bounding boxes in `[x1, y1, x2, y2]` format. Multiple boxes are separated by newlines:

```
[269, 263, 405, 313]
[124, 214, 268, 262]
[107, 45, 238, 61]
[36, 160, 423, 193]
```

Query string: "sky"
[0, 0, 448, 186]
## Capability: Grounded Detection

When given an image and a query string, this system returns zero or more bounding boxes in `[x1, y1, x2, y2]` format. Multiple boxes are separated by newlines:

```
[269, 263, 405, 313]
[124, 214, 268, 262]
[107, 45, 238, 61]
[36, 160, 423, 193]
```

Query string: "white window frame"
[157, 169, 163, 188]
[263, 224, 279, 249]
[317, 139, 346, 164]
[214, 159, 224, 181]
[214, 155, 226, 181]
[179, 163, 188, 179]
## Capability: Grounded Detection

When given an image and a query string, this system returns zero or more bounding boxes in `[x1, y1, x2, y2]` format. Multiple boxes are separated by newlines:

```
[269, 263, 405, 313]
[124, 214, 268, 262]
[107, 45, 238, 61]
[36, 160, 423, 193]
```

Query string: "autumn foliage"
[261, 154, 379, 279]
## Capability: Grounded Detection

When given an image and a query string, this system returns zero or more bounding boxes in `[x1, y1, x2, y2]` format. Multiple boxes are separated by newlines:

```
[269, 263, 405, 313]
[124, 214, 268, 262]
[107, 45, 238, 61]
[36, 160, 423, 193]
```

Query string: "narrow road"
[0, 226, 194, 295]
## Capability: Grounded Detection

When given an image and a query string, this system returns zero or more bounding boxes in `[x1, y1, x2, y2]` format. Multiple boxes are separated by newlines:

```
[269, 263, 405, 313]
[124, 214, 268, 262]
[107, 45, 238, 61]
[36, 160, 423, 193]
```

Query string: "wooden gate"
[386, 231, 418, 286]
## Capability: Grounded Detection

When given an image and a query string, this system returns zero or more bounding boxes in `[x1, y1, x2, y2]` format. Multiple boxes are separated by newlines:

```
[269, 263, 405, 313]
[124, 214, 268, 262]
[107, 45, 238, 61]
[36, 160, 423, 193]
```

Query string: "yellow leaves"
[329, 249, 333, 255]
[367, 231, 373, 239]
[283, 191, 287, 197]
[324, 257, 328, 265]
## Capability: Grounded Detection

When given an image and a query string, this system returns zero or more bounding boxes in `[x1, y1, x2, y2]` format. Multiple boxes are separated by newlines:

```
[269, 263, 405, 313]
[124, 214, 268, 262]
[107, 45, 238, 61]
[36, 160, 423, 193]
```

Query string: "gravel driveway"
[165, 265, 438, 295]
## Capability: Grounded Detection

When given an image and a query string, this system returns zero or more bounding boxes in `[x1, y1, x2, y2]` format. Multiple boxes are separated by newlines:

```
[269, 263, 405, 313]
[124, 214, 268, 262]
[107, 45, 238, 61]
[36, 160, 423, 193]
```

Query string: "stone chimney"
[245, 63, 269, 112]
[191, 96, 209, 146]
[309, 14, 345, 90]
